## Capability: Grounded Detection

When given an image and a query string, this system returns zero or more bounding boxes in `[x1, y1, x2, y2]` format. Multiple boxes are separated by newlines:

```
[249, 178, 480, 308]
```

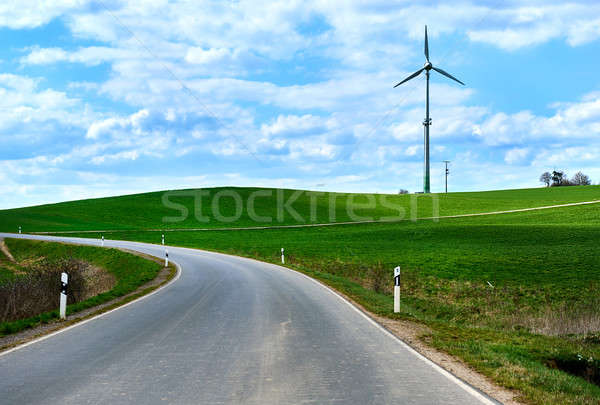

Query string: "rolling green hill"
[0, 185, 599, 232]
[2, 185, 600, 403]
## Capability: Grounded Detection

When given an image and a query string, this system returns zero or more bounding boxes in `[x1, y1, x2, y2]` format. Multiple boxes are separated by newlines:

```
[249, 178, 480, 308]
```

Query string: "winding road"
[0, 234, 497, 404]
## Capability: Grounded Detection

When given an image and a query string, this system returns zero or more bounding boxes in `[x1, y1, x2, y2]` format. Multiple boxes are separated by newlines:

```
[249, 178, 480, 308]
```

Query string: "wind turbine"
[394, 26, 464, 193]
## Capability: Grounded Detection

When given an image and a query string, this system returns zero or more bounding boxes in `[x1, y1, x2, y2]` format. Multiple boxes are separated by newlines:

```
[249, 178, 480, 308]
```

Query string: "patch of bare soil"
[0, 239, 15, 262]
[78, 263, 116, 300]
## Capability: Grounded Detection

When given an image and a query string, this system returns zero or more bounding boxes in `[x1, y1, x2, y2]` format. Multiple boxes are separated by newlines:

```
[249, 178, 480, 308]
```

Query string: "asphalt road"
[0, 234, 496, 404]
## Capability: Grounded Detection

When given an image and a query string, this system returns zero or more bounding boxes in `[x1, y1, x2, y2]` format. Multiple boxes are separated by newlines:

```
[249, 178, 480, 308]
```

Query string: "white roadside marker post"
[101, 235, 104, 247]
[60, 272, 68, 320]
[18, 226, 21, 234]
[394, 266, 401, 313]
[165, 249, 169, 267]
[281, 248, 285, 264]
[162, 234, 165, 245]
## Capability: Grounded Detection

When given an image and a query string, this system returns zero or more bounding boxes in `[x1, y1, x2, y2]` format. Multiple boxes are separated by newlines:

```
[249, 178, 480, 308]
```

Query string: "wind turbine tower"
[394, 26, 464, 193]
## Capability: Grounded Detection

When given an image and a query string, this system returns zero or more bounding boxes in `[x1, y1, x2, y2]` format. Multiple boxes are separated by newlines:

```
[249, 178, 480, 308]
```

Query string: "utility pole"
[443, 160, 450, 193]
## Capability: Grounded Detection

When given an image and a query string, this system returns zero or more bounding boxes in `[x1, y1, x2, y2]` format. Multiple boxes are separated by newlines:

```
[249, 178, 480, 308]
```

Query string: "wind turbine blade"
[424, 25, 429, 61]
[393, 68, 424, 88]
[432, 66, 465, 85]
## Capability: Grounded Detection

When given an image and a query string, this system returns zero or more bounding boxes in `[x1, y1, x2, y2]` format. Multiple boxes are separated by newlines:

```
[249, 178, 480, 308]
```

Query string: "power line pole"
[443, 160, 450, 193]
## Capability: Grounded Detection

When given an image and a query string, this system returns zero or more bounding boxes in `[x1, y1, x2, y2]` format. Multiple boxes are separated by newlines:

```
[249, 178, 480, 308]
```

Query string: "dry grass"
[513, 306, 600, 337]
[78, 263, 116, 300]
[0, 259, 116, 323]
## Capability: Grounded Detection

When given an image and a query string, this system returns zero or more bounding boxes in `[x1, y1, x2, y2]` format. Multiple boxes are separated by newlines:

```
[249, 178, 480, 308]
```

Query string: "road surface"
[0, 234, 496, 404]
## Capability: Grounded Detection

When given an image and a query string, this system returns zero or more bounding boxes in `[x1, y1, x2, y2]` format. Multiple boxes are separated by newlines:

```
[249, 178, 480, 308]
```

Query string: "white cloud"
[392, 121, 421, 142]
[85, 117, 122, 140]
[405, 145, 420, 156]
[504, 147, 530, 164]
[475, 92, 600, 146]
[0, 0, 87, 29]
[468, 27, 561, 51]
[90, 150, 140, 165]
[474, 111, 535, 146]
[466, 4, 600, 50]
[0, 73, 39, 93]
[21, 46, 146, 66]
[289, 137, 337, 160]
[82, 108, 203, 163]
[0, 73, 91, 154]
[567, 17, 600, 46]
[261, 114, 330, 137]
[185, 47, 231, 64]
[86, 109, 164, 140]
[20, 47, 68, 65]
[532, 147, 600, 167]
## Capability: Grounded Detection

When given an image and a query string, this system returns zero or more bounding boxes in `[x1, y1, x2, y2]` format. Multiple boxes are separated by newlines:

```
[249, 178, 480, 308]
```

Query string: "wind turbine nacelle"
[424, 61, 433, 70]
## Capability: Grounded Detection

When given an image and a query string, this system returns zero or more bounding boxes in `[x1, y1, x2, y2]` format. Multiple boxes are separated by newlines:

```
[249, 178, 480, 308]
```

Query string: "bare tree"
[572, 171, 591, 186]
[540, 172, 551, 187]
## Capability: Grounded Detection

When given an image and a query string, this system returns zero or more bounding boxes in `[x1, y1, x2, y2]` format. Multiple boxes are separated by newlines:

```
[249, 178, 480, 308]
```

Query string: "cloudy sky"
[1, 0, 600, 208]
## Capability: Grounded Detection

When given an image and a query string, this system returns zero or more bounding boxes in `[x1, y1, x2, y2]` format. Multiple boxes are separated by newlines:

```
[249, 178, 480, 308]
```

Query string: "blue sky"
[1, 1, 600, 208]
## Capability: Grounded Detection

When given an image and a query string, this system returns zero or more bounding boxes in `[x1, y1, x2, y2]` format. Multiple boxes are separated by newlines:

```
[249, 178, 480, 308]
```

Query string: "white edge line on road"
[0, 259, 182, 358]
[270, 263, 500, 405]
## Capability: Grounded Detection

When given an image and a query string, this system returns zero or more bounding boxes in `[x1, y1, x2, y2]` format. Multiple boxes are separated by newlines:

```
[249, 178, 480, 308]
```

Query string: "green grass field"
[1, 185, 599, 232]
[1, 185, 600, 403]
[0, 239, 163, 335]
